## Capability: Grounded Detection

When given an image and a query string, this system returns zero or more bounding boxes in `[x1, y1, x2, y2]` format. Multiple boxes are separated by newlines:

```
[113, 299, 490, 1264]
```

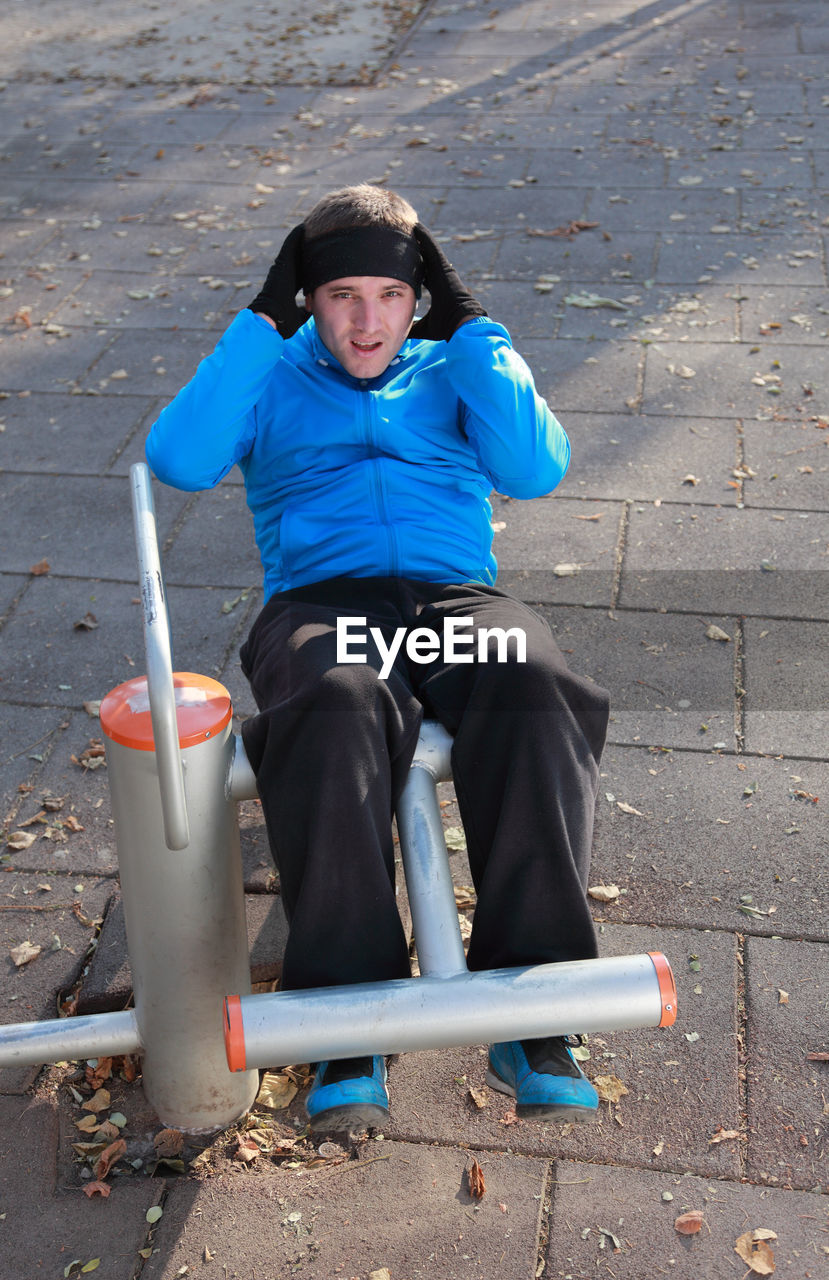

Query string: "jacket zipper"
[364, 390, 399, 576]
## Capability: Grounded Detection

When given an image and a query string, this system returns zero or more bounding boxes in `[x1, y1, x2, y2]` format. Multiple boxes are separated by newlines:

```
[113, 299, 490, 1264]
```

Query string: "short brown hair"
[303, 183, 418, 239]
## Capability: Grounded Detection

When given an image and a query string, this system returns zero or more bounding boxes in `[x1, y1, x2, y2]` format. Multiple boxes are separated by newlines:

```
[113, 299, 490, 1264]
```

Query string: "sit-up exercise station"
[0, 463, 677, 1133]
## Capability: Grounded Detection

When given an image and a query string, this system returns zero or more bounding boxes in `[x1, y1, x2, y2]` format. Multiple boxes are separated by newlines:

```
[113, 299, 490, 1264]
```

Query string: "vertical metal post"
[395, 722, 467, 978]
[97, 462, 259, 1131]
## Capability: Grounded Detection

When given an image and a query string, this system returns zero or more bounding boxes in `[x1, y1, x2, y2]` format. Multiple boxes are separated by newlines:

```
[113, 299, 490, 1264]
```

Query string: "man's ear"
[304, 292, 313, 314]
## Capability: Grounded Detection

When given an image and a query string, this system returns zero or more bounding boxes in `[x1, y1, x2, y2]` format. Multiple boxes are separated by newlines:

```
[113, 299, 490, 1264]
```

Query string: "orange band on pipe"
[647, 951, 678, 1027]
[223, 995, 246, 1073]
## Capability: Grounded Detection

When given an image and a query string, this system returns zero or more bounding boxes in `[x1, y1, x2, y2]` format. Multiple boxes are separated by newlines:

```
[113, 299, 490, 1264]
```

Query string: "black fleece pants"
[240, 577, 610, 992]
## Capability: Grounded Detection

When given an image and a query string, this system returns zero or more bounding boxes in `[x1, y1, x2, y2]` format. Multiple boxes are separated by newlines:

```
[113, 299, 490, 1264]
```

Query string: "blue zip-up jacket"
[146, 309, 570, 599]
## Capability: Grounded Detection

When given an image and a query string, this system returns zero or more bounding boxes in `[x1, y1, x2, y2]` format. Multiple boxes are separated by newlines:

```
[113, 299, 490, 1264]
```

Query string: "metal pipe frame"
[224, 952, 675, 1072]
[0, 1010, 140, 1070]
[223, 717, 677, 1072]
[0, 465, 678, 1119]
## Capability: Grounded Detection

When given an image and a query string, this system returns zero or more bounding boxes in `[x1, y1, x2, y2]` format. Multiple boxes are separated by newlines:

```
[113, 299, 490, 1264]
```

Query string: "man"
[146, 184, 609, 1134]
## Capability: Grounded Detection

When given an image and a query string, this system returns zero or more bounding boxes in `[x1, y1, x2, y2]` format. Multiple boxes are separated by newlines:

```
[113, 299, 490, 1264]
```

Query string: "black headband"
[302, 226, 424, 296]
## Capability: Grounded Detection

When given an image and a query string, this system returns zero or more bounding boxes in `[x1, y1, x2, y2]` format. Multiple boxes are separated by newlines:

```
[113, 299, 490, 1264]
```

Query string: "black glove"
[248, 224, 308, 338]
[409, 223, 488, 341]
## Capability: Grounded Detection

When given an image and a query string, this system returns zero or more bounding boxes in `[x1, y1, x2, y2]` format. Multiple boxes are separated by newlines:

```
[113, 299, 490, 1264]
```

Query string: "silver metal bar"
[396, 760, 467, 978]
[225, 952, 675, 1071]
[130, 462, 189, 850]
[0, 1010, 140, 1069]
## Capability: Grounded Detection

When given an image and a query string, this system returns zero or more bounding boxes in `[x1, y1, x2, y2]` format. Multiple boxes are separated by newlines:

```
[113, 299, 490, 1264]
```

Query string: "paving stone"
[740, 188, 828, 233]
[531, 605, 736, 752]
[0, 267, 82, 333]
[0, 571, 27, 619]
[742, 617, 829, 759]
[388, 923, 740, 1180]
[0, 1096, 159, 1279]
[0, 577, 250, 707]
[50, 268, 246, 332]
[555, 413, 739, 506]
[667, 149, 814, 191]
[557, 283, 739, 345]
[0, 391, 153, 474]
[590, 746, 828, 939]
[545, 1160, 828, 1280]
[22, 177, 174, 224]
[463, 277, 563, 340]
[0, 216, 60, 263]
[141, 1139, 547, 1280]
[655, 233, 825, 290]
[526, 146, 667, 191]
[174, 224, 295, 281]
[490, 495, 619, 608]
[621, 504, 829, 619]
[79, 326, 237, 395]
[741, 419, 829, 511]
[9, 710, 118, 877]
[161, 483, 262, 589]
[430, 182, 587, 232]
[0, 324, 115, 394]
[481, 114, 609, 150]
[549, 80, 677, 116]
[0, 873, 115, 1093]
[736, 283, 829, 344]
[494, 227, 658, 284]
[519, 338, 643, 415]
[744, 935, 829, 1193]
[30, 217, 197, 275]
[0, 701, 69, 838]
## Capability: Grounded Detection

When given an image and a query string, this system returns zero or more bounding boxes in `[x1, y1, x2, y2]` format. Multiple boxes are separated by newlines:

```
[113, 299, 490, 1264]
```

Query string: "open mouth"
[351, 340, 383, 354]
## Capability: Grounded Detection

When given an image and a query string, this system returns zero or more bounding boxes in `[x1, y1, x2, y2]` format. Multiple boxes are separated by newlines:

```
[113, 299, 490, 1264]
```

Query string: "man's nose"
[355, 299, 381, 332]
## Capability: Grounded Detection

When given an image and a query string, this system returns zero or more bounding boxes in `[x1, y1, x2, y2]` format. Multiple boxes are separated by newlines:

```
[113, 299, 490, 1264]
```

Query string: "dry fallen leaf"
[255, 1071, 298, 1111]
[94, 1138, 127, 1180]
[82, 1088, 111, 1114]
[594, 1074, 629, 1104]
[708, 1126, 741, 1145]
[154, 1128, 185, 1158]
[588, 884, 620, 903]
[83, 1181, 112, 1199]
[6, 831, 37, 851]
[234, 1137, 261, 1163]
[468, 1085, 489, 1110]
[29, 559, 50, 576]
[10, 940, 42, 967]
[467, 1157, 486, 1200]
[675, 1210, 705, 1235]
[616, 801, 644, 816]
[735, 1229, 776, 1275]
[706, 624, 732, 643]
[74, 1114, 101, 1133]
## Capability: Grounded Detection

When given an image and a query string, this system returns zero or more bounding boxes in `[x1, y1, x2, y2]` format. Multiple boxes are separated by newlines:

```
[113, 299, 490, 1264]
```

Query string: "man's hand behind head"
[248, 224, 308, 338]
[409, 223, 488, 342]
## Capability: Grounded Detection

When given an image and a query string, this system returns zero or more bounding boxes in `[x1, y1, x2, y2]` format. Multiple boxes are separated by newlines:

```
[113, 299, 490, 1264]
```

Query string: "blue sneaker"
[486, 1036, 599, 1121]
[305, 1055, 389, 1134]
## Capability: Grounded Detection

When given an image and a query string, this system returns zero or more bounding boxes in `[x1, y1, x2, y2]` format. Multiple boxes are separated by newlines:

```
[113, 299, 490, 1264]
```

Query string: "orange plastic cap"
[224, 995, 246, 1073]
[648, 951, 678, 1027]
[100, 673, 232, 751]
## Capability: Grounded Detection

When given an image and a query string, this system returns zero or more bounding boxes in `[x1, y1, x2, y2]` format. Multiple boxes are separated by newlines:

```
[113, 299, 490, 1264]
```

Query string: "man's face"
[305, 276, 417, 379]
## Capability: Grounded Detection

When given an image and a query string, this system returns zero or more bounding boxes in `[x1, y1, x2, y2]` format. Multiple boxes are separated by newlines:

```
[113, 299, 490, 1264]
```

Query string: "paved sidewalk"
[1, 1, 828, 1277]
